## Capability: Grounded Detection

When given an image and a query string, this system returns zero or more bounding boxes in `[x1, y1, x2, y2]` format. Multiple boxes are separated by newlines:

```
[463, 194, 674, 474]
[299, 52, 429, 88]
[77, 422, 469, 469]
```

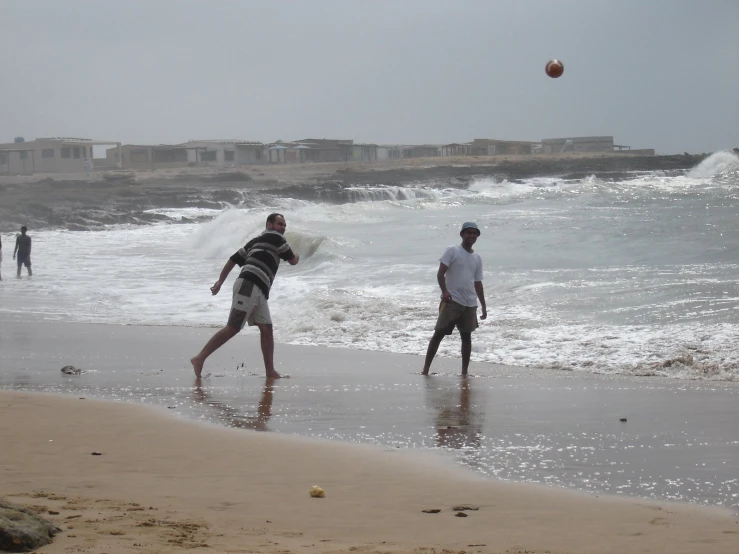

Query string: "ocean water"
[2, 152, 739, 381]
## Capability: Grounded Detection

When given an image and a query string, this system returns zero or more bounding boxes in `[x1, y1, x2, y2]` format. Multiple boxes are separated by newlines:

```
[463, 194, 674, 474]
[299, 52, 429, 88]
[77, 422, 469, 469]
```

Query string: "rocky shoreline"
[0, 152, 710, 232]
[336, 152, 709, 184]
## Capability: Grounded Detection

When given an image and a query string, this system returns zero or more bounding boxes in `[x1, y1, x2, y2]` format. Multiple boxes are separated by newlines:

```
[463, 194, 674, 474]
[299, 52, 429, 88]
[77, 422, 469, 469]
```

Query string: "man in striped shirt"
[191, 213, 299, 379]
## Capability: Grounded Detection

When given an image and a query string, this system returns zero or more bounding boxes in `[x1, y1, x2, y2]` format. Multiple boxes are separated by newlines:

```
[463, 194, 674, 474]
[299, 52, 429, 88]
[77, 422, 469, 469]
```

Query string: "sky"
[1, 0, 737, 154]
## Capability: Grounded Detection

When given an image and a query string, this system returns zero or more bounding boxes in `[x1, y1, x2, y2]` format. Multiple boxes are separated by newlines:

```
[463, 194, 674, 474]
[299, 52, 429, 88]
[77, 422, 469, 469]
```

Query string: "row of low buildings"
[0, 136, 652, 174]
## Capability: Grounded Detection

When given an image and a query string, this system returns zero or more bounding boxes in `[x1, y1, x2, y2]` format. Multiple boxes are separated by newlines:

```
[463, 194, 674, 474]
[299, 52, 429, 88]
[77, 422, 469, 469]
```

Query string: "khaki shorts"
[227, 278, 272, 330]
[434, 300, 478, 335]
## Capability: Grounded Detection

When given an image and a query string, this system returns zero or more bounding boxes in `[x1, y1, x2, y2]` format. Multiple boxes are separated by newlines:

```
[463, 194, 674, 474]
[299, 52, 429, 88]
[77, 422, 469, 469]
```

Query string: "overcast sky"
[1, 0, 737, 154]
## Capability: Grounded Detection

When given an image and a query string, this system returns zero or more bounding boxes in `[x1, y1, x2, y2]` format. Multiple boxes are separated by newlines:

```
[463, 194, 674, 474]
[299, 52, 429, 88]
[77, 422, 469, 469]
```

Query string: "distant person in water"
[191, 213, 299, 379]
[421, 222, 487, 377]
[13, 226, 32, 278]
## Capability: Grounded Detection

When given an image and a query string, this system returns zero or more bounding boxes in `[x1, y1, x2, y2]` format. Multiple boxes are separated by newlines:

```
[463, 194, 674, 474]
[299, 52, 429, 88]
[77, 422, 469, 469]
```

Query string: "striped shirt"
[230, 230, 295, 299]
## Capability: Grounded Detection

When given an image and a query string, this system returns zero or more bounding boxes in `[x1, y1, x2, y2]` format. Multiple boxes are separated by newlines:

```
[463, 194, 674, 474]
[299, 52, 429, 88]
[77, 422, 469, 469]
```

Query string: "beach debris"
[60, 365, 83, 375]
[48, 511, 59, 516]
[91, 452, 102, 456]
[454, 512, 468, 517]
[421, 509, 441, 513]
[451, 505, 479, 511]
[619, 418, 627, 422]
[309, 485, 325, 498]
[0, 498, 62, 552]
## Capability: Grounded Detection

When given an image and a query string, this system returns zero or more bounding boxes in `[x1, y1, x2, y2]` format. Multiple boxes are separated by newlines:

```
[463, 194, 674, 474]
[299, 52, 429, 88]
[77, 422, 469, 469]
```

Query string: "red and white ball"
[545, 59, 564, 78]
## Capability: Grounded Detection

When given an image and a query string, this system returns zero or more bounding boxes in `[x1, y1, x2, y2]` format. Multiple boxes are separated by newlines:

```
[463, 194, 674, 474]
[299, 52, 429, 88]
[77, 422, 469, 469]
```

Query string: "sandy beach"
[2, 319, 739, 553]
[2, 389, 738, 554]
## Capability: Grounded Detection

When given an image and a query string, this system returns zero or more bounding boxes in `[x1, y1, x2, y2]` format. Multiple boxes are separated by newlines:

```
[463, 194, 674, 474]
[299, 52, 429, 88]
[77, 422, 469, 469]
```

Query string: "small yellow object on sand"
[309, 485, 325, 498]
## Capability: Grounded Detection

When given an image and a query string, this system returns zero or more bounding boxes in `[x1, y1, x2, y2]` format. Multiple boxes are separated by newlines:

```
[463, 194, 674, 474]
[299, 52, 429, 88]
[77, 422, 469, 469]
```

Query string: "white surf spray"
[687, 151, 739, 179]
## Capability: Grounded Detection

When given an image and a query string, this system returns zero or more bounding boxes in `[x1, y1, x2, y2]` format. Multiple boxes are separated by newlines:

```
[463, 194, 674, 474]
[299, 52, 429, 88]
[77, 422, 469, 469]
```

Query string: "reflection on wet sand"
[192, 378, 275, 432]
[425, 378, 484, 450]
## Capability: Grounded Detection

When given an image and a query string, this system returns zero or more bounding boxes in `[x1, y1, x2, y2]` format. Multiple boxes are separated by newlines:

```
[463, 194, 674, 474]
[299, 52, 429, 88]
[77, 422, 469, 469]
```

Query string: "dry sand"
[2, 390, 737, 554]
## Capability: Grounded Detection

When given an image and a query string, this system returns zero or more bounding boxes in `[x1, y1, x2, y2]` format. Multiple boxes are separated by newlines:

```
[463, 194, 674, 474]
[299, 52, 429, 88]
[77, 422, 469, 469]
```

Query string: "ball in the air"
[545, 59, 564, 78]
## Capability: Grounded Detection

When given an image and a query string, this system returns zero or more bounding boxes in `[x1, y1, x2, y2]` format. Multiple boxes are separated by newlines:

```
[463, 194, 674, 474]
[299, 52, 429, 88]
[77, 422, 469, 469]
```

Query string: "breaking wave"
[687, 151, 739, 179]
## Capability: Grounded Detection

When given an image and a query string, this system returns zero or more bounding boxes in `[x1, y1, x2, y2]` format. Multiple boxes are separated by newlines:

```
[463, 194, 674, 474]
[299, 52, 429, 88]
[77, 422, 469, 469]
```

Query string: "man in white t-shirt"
[421, 222, 487, 376]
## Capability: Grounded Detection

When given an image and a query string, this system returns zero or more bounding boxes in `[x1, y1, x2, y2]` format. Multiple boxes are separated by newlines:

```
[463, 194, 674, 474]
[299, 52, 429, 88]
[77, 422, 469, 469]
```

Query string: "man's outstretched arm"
[210, 260, 236, 295]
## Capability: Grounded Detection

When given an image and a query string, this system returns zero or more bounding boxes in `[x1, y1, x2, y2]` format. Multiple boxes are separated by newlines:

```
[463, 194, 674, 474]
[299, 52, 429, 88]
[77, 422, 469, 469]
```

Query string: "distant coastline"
[0, 151, 713, 232]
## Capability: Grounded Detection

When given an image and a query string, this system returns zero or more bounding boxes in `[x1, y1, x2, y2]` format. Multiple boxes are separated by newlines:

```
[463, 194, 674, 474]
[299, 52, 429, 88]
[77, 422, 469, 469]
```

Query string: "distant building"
[376, 145, 403, 161]
[440, 143, 472, 157]
[265, 141, 314, 164]
[401, 145, 439, 158]
[106, 144, 188, 170]
[266, 142, 289, 164]
[348, 143, 378, 162]
[541, 136, 615, 154]
[179, 140, 264, 166]
[469, 139, 539, 155]
[293, 139, 354, 162]
[0, 137, 120, 174]
[265, 139, 376, 163]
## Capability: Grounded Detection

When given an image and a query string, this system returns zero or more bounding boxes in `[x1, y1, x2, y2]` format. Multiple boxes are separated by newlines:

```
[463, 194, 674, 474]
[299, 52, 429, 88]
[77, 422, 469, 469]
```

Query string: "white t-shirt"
[439, 245, 483, 307]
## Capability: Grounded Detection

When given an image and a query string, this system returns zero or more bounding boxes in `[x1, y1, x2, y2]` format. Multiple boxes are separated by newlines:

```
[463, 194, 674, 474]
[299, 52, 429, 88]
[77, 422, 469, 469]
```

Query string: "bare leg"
[190, 325, 239, 377]
[257, 323, 281, 378]
[27, 266, 32, 277]
[421, 330, 446, 375]
[460, 332, 472, 376]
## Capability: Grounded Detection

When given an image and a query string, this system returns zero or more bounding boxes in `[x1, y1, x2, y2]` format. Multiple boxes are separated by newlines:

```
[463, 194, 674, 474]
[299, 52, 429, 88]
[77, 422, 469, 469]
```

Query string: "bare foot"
[191, 357, 204, 378]
[421, 368, 430, 375]
[266, 371, 282, 379]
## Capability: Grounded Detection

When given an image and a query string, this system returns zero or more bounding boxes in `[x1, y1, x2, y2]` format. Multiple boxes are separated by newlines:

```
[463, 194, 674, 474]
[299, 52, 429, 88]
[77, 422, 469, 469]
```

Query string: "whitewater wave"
[189, 208, 326, 262]
[467, 177, 535, 198]
[687, 151, 739, 179]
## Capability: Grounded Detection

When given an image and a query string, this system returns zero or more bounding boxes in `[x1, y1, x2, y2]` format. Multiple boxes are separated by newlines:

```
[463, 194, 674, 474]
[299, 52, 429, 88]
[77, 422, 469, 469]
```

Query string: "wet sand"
[2, 317, 739, 518]
[3, 390, 739, 554]
[2, 387, 739, 552]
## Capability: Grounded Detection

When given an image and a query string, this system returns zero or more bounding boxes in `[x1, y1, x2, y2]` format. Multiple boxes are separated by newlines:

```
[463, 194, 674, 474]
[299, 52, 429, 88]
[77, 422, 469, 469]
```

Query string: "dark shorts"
[16, 254, 31, 268]
[434, 300, 479, 335]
